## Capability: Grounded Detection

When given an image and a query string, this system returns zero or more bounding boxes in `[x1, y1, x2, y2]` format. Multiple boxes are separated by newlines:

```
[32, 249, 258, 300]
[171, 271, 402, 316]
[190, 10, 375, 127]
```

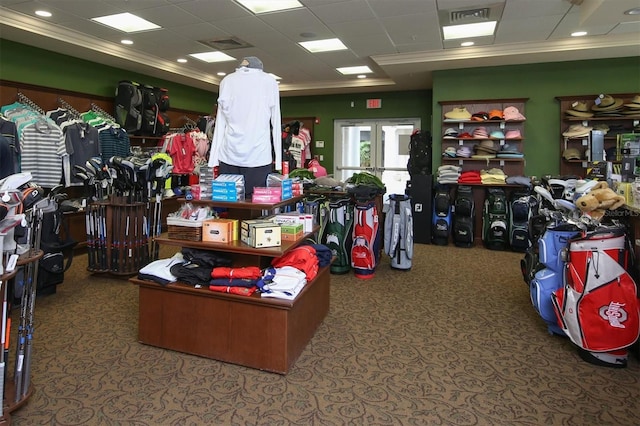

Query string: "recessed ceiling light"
[121, 39, 134, 45]
[189, 51, 236, 63]
[35, 10, 52, 18]
[624, 7, 640, 15]
[299, 38, 347, 53]
[92, 13, 161, 33]
[357, 75, 367, 79]
[177, 58, 188, 63]
[443, 21, 497, 40]
[235, 0, 303, 14]
[337, 66, 372, 75]
[571, 31, 587, 37]
[460, 41, 475, 47]
[217, 72, 226, 76]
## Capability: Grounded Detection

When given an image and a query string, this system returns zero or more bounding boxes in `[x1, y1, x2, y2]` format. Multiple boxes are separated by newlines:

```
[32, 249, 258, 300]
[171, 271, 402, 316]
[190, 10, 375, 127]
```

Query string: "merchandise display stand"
[86, 198, 154, 276]
[0, 249, 43, 425]
[131, 196, 330, 374]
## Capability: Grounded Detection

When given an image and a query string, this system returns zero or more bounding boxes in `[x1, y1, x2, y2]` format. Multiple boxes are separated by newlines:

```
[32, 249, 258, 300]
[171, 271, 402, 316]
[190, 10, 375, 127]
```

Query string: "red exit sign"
[366, 98, 382, 109]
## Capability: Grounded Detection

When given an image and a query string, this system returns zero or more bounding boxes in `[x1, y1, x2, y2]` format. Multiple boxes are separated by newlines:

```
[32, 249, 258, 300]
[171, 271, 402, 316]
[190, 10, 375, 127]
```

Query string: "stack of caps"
[591, 94, 624, 117]
[490, 130, 505, 139]
[496, 143, 523, 158]
[505, 129, 521, 139]
[472, 140, 497, 158]
[488, 110, 503, 120]
[562, 123, 592, 138]
[443, 128, 459, 138]
[565, 101, 593, 118]
[562, 148, 582, 160]
[443, 147, 457, 158]
[456, 146, 472, 158]
[471, 111, 489, 121]
[503, 106, 526, 120]
[623, 95, 640, 115]
[473, 127, 489, 138]
[444, 107, 472, 121]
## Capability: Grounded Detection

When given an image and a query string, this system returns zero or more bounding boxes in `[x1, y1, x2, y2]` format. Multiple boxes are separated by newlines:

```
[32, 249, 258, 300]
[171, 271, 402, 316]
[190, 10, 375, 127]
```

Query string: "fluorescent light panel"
[443, 21, 496, 40]
[337, 66, 372, 75]
[92, 13, 160, 33]
[189, 51, 236, 63]
[299, 38, 347, 53]
[235, 0, 303, 14]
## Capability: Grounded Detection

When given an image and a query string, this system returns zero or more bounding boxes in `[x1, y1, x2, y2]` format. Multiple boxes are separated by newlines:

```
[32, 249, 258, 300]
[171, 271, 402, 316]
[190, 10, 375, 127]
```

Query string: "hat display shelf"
[439, 98, 528, 178]
[556, 93, 640, 177]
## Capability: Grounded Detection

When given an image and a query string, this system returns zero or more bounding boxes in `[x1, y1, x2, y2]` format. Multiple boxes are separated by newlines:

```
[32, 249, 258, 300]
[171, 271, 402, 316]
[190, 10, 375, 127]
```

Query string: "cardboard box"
[281, 223, 303, 242]
[242, 222, 281, 248]
[202, 218, 237, 243]
[241, 219, 275, 246]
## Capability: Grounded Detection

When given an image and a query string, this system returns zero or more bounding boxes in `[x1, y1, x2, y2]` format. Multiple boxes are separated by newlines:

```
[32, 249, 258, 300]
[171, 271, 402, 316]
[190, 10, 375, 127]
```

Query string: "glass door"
[334, 118, 421, 200]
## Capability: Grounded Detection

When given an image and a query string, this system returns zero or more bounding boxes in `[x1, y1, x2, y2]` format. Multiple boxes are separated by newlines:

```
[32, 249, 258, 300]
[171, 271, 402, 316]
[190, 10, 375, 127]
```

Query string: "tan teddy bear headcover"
[574, 181, 626, 221]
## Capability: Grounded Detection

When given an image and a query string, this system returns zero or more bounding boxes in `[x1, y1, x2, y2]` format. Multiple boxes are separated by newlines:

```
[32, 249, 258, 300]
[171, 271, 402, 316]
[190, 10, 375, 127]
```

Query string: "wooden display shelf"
[131, 264, 330, 374]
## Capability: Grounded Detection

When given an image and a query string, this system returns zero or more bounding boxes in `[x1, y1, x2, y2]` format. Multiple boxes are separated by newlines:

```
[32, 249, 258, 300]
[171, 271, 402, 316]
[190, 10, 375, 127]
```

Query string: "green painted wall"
[2, 37, 639, 178]
[280, 91, 432, 172]
[0, 39, 215, 113]
[432, 56, 640, 177]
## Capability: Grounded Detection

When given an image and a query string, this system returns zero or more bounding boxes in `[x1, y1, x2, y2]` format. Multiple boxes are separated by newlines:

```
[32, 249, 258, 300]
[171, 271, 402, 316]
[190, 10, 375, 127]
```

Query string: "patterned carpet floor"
[7, 243, 640, 425]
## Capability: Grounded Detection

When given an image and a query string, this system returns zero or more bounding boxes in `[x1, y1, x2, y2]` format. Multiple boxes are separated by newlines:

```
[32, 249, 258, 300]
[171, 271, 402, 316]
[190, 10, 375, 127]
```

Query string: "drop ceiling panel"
[346, 34, 398, 56]
[308, 0, 375, 24]
[167, 22, 229, 41]
[368, 0, 437, 18]
[33, 0, 123, 19]
[134, 5, 204, 28]
[55, 18, 131, 41]
[501, 0, 571, 19]
[172, 0, 249, 22]
[495, 16, 562, 43]
[612, 21, 640, 35]
[102, 0, 171, 12]
[211, 15, 274, 36]
[382, 14, 441, 45]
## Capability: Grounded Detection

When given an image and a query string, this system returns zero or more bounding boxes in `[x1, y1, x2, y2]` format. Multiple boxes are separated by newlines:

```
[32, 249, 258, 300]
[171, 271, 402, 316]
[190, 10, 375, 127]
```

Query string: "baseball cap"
[562, 148, 581, 160]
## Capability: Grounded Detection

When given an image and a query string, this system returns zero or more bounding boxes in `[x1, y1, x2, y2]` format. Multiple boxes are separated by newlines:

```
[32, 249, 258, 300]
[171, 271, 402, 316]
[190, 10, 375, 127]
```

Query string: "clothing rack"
[16, 92, 45, 115]
[90, 102, 116, 123]
[57, 97, 82, 120]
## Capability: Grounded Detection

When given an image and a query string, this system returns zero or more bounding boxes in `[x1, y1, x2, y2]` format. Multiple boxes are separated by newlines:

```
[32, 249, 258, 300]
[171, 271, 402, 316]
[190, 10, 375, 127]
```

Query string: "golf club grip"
[5, 318, 10, 349]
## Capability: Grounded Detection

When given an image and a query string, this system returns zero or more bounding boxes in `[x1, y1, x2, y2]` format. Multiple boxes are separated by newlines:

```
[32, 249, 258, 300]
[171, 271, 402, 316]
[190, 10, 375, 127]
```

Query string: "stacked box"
[241, 219, 281, 248]
[281, 223, 303, 242]
[252, 187, 281, 203]
[269, 212, 313, 233]
[281, 179, 293, 200]
[212, 174, 245, 201]
[202, 218, 239, 243]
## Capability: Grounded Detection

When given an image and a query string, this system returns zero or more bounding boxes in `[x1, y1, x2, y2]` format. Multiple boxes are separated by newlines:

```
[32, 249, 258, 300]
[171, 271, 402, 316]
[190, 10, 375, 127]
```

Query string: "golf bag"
[552, 228, 640, 367]
[304, 194, 329, 239]
[509, 190, 534, 252]
[432, 185, 452, 245]
[384, 194, 413, 270]
[482, 187, 509, 250]
[351, 198, 382, 279]
[323, 197, 353, 274]
[530, 223, 581, 335]
[114, 80, 143, 133]
[38, 207, 78, 294]
[407, 130, 432, 177]
[453, 185, 474, 248]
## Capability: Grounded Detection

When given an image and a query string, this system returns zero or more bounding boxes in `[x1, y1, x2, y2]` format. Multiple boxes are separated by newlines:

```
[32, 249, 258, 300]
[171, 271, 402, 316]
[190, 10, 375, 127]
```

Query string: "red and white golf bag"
[551, 228, 640, 367]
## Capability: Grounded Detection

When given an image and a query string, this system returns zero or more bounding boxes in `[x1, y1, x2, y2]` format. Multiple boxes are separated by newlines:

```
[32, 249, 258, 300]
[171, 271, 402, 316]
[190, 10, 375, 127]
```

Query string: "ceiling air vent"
[198, 37, 253, 51]
[438, 2, 505, 26]
[450, 8, 490, 23]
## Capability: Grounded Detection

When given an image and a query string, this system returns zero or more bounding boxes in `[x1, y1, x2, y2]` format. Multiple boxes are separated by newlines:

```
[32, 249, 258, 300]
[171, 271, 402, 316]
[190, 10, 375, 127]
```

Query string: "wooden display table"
[131, 265, 329, 374]
[131, 196, 330, 374]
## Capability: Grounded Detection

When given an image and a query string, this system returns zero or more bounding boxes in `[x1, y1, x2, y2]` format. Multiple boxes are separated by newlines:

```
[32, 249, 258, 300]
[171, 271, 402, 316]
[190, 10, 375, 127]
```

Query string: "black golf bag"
[509, 190, 535, 252]
[482, 187, 509, 250]
[432, 185, 452, 245]
[453, 185, 475, 248]
[38, 204, 78, 294]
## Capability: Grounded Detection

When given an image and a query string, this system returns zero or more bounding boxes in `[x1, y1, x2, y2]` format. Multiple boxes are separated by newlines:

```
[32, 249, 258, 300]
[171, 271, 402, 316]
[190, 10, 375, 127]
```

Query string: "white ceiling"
[1, 0, 639, 97]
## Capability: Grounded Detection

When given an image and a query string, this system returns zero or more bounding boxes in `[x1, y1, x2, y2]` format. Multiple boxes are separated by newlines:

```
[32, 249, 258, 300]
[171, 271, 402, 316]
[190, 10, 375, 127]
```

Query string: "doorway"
[334, 118, 421, 200]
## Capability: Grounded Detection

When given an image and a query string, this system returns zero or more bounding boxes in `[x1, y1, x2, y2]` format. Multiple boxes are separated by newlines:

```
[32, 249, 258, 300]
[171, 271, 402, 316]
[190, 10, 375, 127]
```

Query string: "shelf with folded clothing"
[557, 93, 640, 177]
[130, 196, 330, 374]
